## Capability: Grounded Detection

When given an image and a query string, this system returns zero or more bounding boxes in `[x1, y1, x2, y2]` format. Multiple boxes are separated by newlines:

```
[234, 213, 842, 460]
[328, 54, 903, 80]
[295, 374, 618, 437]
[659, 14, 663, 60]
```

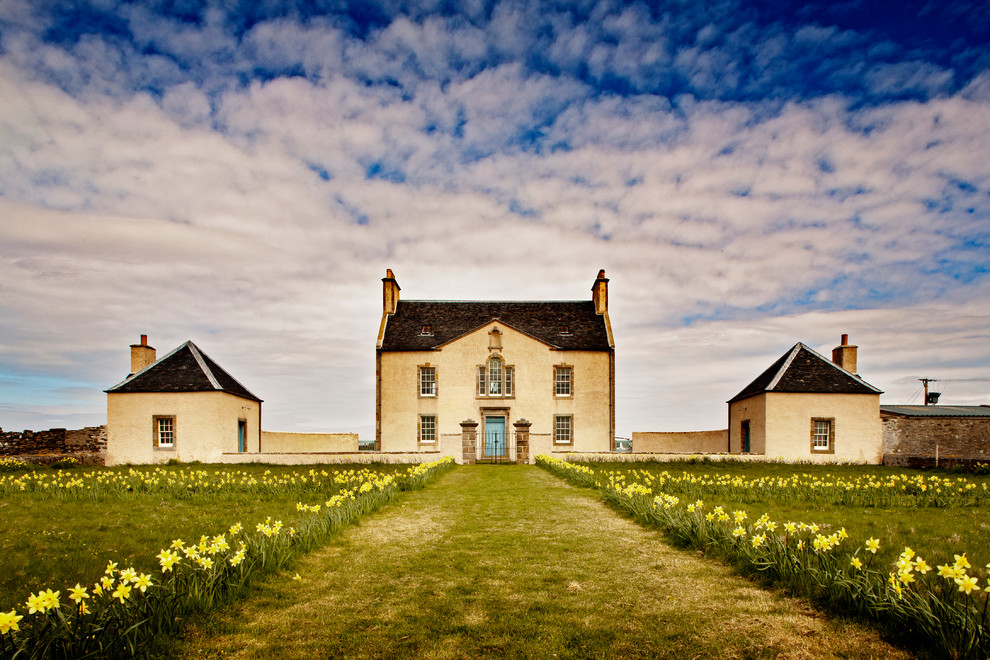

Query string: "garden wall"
[882, 416, 990, 463]
[632, 430, 729, 453]
[0, 426, 106, 457]
[260, 431, 359, 453]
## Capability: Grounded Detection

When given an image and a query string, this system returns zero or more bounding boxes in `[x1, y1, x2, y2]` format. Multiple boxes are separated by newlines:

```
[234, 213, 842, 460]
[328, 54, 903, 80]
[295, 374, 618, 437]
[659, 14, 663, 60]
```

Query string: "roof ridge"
[105, 340, 189, 391]
[795, 342, 883, 394]
[766, 343, 803, 391]
[186, 341, 222, 390]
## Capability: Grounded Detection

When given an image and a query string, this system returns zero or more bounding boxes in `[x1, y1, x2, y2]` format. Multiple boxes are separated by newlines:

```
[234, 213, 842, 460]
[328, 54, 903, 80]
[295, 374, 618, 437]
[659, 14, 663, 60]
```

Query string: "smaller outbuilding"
[105, 336, 262, 465]
[727, 335, 883, 463]
[881, 405, 990, 467]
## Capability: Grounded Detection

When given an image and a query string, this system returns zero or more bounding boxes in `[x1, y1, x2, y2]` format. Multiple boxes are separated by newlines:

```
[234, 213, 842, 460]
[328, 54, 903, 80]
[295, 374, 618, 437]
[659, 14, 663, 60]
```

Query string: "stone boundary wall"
[220, 451, 443, 465]
[557, 452, 873, 465]
[261, 431, 359, 453]
[882, 454, 989, 470]
[0, 426, 106, 457]
[882, 416, 990, 460]
[632, 430, 729, 453]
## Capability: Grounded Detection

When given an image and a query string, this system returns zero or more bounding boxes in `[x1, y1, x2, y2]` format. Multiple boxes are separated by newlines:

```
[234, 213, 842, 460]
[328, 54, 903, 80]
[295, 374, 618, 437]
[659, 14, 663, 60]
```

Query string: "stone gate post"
[460, 419, 478, 465]
[513, 418, 532, 465]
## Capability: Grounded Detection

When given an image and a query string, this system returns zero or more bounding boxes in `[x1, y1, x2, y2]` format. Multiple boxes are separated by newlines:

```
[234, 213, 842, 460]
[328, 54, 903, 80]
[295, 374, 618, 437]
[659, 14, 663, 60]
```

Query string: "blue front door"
[238, 420, 246, 453]
[485, 416, 506, 457]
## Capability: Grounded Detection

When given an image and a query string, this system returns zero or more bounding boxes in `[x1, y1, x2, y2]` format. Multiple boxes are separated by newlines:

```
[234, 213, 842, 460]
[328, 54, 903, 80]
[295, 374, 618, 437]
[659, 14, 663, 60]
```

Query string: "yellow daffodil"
[25, 593, 46, 615]
[914, 558, 931, 574]
[68, 584, 89, 603]
[100, 576, 115, 591]
[953, 554, 971, 570]
[105, 561, 118, 575]
[111, 583, 131, 603]
[119, 568, 138, 584]
[229, 522, 243, 535]
[40, 589, 60, 611]
[293, 573, 302, 581]
[732, 526, 746, 537]
[134, 574, 153, 593]
[955, 574, 981, 594]
[865, 538, 880, 554]
[0, 609, 23, 634]
[850, 557, 863, 570]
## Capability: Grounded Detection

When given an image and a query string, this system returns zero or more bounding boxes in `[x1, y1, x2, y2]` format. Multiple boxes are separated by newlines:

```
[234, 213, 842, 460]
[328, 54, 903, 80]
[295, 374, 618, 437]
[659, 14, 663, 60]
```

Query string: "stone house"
[727, 335, 883, 463]
[105, 336, 262, 465]
[375, 269, 615, 459]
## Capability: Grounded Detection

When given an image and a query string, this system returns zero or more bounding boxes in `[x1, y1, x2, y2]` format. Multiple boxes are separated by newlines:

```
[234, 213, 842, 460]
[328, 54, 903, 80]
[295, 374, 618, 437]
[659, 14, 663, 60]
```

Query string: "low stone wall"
[882, 416, 990, 459]
[558, 452, 872, 464]
[261, 431, 359, 453]
[632, 430, 729, 453]
[882, 454, 989, 470]
[220, 451, 443, 465]
[0, 426, 106, 458]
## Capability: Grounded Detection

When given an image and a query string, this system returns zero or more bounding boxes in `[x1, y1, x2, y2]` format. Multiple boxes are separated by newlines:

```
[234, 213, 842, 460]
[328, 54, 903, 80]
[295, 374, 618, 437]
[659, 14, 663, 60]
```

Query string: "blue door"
[485, 416, 506, 458]
[238, 420, 246, 453]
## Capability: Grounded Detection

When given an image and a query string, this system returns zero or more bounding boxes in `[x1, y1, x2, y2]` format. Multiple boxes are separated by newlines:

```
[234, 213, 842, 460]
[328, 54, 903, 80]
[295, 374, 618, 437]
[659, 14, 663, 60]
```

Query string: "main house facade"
[105, 336, 262, 465]
[727, 335, 884, 463]
[376, 270, 615, 457]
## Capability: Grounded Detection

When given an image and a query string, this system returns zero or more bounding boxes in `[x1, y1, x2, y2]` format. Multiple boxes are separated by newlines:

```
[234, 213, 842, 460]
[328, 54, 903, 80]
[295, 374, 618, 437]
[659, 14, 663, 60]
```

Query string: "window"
[478, 358, 513, 398]
[420, 325, 433, 336]
[554, 415, 572, 444]
[154, 416, 175, 449]
[555, 366, 572, 396]
[419, 366, 437, 397]
[419, 415, 437, 444]
[811, 418, 834, 453]
[559, 325, 571, 335]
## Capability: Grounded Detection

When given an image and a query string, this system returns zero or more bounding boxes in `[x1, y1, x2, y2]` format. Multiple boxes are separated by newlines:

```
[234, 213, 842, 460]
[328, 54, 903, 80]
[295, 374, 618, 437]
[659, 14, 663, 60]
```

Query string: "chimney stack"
[592, 269, 609, 315]
[129, 335, 156, 376]
[832, 334, 857, 374]
[383, 268, 401, 315]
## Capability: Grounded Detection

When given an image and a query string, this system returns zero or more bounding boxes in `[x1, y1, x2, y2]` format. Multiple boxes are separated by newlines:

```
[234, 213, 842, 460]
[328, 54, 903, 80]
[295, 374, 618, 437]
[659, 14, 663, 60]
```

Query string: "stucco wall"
[632, 430, 729, 453]
[729, 392, 881, 463]
[882, 416, 990, 459]
[106, 391, 261, 465]
[379, 321, 613, 453]
[261, 431, 358, 453]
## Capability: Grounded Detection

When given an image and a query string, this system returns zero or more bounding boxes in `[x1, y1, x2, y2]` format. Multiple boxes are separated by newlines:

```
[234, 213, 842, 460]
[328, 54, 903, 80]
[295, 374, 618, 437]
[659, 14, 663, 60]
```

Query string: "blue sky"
[1, 0, 989, 437]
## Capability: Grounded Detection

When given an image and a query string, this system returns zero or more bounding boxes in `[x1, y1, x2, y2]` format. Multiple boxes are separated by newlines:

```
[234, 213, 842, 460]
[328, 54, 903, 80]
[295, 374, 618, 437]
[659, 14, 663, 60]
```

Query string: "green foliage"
[0, 457, 456, 658]
[537, 455, 990, 660]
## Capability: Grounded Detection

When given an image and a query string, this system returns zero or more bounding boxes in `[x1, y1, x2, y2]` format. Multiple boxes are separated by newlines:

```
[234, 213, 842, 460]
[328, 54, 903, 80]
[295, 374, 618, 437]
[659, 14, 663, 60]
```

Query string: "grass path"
[175, 466, 913, 659]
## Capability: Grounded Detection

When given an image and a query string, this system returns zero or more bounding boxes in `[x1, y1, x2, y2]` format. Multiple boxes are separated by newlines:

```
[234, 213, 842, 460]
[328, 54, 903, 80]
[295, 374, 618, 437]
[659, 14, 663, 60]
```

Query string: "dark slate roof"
[881, 405, 990, 418]
[105, 341, 262, 401]
[728, 342, 881, 403]
[379, 300, 612, 351]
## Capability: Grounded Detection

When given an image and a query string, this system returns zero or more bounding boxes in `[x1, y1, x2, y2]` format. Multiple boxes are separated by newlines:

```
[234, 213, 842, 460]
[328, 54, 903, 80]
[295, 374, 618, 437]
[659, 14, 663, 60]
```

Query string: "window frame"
[419, 365, 437, 397]
[418, 414, 437, 445]
[554, 415, 573, 445]
[153, 415, 176, 450]
[477, 358, 514, 399]
[554, 365, 573, 397]
[810, 418, 835, 454]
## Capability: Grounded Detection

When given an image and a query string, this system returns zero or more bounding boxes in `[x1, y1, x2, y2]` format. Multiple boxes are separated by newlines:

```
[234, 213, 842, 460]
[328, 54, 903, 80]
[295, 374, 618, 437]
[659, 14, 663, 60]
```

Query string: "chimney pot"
[140, 334, 148, 346]
[129, 335, 156, 375]
[832, 334, 857, 374]
[841, 333, 848, 345]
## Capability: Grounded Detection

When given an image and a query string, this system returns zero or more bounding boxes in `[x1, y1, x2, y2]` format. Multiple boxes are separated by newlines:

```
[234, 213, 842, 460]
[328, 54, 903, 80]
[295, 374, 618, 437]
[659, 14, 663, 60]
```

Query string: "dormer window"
[559, 325, 571, 335]
[420, 325, 433, 336]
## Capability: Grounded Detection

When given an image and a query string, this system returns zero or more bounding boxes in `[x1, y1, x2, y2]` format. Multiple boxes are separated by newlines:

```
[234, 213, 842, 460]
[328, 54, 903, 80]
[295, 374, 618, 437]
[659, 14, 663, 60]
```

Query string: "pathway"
[177, 465, 912, 659]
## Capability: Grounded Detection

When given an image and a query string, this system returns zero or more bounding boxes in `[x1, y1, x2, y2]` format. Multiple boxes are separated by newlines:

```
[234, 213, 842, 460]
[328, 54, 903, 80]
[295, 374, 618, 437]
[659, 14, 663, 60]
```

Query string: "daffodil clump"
[536, 455, 990, 659]
[0, 456, 456, 658]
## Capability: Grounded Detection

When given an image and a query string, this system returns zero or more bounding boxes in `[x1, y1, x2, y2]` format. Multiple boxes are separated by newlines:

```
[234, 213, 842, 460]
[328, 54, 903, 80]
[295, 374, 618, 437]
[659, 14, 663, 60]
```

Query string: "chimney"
[832, 333, 857, 374]
[591, 269, 608, 315]
[129, 334, 156, 375]
[383, 268, 401, 315]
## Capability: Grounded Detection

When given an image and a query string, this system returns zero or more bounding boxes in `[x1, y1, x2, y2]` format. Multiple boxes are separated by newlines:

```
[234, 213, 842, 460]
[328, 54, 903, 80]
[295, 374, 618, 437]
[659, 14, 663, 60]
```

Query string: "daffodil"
[25, 593, 46, 615]
[955, 574, 981, 594]
[0, 609, 23, 634]
[850, 556, 863, 570]
[68, 584, 89, 603]
[40, 589, 60, 611]
[953, 554, 971, 570]
[111, 583, 132, 603]
[119, 568, 138, 584]
[865, 538, 880, 554]
[914, 558, 931, 574]
[134, 574, 153, 592]
[105, 561, 118, 575]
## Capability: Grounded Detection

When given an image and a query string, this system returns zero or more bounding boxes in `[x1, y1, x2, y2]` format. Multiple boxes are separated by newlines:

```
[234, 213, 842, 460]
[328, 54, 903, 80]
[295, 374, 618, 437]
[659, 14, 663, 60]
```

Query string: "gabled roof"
[881, 405, 990, 418]
[729, 342, 881, 403]
[105, 341, 262, 402]
[379, 300, 612, 352]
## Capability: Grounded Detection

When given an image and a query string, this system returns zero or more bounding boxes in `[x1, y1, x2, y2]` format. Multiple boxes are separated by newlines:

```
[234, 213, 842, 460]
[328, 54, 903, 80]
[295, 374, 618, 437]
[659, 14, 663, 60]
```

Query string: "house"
[727, 335, 883, 463]
[375, 269, 615, 459]
[881, 405, 990, 467]
[105, 336, 262, 465]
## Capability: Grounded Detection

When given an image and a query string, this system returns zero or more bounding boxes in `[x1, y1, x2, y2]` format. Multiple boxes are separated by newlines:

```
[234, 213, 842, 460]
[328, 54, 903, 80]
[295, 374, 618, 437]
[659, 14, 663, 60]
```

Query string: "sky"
[1, 0, 989, 440]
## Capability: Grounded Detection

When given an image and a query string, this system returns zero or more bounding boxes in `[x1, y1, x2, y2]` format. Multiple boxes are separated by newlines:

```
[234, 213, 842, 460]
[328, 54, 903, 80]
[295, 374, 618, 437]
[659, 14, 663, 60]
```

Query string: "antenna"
[920, 378, 941, 406]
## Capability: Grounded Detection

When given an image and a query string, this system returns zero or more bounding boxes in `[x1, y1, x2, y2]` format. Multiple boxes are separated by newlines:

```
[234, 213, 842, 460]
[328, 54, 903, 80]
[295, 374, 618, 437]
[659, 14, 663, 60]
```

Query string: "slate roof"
[105, 341, 262, 401]
[728, 342, 881, 403]
[379, 300, 612, 351]
[881, 405, 990, 418]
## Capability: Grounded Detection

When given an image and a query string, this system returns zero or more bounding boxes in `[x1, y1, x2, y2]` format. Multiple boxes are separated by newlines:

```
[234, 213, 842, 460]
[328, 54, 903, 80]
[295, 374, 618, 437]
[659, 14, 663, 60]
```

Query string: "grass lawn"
[0, 463, 411, 609]
[174, 465, 911, 659]
[582, 460, 990, 571]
